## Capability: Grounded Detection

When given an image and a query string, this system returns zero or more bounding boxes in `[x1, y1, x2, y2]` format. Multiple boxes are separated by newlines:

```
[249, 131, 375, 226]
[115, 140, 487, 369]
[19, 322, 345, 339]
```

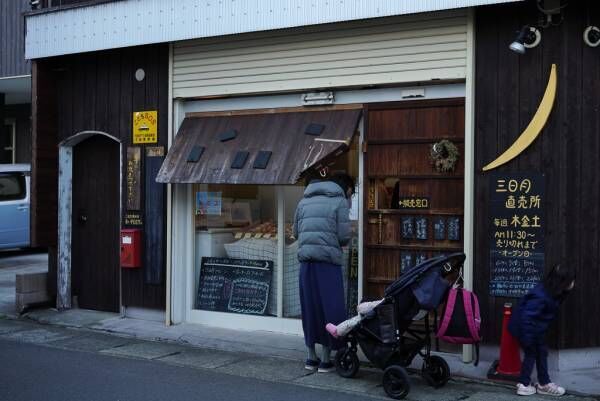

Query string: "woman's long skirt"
[299, 261, 347, 350]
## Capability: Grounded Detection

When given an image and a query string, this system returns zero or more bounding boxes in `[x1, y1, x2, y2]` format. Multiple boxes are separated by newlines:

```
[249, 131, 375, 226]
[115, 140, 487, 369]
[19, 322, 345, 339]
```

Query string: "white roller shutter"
[173, 10, 468, 98]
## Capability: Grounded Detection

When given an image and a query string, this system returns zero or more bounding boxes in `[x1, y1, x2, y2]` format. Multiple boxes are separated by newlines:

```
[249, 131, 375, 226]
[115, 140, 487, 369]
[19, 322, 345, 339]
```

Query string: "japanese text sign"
[132, 111, 158, 144]
[489, 172, 545, 297]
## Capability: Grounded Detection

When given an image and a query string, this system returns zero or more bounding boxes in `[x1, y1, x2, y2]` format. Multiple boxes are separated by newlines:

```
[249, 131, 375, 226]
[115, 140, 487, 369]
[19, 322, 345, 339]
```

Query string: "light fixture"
[29, 0, 40, 9]
[509, 26, 542, 54]
[583, 26, 600, 47]
[135, 68, 145, 82]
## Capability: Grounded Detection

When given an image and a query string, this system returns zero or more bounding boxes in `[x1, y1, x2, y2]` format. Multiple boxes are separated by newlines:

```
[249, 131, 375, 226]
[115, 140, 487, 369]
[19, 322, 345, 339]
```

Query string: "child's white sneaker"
[516, 383, 537, 396]
[536, 383, 566, 396]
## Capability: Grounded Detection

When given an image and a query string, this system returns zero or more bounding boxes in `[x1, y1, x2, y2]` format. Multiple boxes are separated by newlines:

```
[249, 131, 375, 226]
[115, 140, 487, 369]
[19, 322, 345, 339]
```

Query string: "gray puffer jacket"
[293, 180, 351, 266]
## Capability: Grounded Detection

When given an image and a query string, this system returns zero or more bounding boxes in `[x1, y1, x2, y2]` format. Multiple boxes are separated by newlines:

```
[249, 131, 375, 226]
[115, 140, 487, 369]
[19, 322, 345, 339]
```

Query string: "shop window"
[193, 184, 281, 316]
[191, 138, 361, 320]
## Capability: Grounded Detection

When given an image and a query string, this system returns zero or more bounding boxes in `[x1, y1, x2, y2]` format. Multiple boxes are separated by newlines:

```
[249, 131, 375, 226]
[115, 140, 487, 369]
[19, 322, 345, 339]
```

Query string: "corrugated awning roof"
[156, 108, 362, 185]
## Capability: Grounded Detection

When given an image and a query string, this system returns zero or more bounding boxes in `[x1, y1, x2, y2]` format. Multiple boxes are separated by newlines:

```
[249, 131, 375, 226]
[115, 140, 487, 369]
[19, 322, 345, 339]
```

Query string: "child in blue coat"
[508, 265, 575, 397]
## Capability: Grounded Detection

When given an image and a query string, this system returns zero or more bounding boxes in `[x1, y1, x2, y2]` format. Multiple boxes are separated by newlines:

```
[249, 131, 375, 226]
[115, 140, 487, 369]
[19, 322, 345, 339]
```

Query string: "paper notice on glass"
[349, 191, 359, 221]
[196, 191, 222, 215]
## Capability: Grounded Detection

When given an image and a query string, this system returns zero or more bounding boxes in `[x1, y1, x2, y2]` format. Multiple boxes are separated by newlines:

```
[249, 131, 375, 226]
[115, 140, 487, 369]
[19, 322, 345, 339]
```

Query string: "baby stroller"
[334, 253, 466, 399]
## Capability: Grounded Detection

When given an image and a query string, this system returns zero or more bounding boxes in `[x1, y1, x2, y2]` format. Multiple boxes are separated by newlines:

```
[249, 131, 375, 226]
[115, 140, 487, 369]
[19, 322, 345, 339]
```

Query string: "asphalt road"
[0, 339, 381, 401]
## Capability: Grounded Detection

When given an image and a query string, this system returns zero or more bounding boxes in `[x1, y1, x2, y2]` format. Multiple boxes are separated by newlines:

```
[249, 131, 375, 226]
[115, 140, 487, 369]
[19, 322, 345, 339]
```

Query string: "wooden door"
[71, 135, 120, 312]
[363, 99, 465, 299]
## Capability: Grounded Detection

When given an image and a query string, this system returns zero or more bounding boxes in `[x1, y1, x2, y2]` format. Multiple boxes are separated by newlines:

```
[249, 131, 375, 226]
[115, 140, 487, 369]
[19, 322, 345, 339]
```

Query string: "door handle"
[17, 205, 28, 211]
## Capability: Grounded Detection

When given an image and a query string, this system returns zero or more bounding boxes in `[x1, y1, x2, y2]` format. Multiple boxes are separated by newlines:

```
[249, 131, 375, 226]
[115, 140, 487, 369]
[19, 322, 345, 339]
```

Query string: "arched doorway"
[58, 132, 121, 312]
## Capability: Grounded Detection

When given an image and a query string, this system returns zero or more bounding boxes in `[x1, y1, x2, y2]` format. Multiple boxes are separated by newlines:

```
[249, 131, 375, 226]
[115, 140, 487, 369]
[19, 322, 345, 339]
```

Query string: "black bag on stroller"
[334, 253, 466, 400]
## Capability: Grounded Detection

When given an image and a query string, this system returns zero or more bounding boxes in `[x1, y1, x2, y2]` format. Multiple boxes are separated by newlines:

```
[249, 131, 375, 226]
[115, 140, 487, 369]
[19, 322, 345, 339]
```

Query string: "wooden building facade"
[25, 0, 600, 356]
[33, 45, 169, 312]
[474, 1, 600, 349]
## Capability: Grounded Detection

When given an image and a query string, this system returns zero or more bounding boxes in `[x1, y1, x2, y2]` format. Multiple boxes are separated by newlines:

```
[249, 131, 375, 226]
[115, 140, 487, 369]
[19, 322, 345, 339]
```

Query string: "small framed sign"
[415, 252, 427, 266]
[433, 217, 446, 240]
[401, 216, 414, 239]
[397, 197, 430, 209]
[447, 217, 461, 241]
[415, 217, 428, 240]
[400, 252, 413, 272]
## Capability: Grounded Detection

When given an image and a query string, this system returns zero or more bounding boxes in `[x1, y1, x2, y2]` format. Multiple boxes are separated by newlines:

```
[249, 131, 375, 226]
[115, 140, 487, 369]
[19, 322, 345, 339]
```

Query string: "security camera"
[583, 26, 600, 48]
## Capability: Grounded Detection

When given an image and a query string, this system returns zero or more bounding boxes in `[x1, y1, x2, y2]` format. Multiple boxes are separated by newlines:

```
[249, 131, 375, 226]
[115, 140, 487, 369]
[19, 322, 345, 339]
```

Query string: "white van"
[0, 164, 30, 250]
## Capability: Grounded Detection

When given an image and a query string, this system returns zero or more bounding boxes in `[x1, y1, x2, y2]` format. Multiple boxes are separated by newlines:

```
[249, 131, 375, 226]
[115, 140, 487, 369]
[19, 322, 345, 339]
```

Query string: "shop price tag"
[234, 232, 243, 239]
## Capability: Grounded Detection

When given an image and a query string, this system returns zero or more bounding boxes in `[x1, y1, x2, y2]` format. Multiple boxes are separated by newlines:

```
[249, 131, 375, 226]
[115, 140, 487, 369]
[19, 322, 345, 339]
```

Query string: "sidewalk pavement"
[1, 308, 596, 400]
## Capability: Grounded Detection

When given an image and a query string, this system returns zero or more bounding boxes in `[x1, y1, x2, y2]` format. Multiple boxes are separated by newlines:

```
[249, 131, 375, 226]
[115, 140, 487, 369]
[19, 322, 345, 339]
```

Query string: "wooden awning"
[156, 108, 362, 185]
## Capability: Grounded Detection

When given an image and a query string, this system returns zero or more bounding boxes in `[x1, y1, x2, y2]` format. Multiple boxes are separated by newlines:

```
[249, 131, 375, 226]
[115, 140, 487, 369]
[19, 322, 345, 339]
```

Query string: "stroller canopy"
[384, 253, 466, 309]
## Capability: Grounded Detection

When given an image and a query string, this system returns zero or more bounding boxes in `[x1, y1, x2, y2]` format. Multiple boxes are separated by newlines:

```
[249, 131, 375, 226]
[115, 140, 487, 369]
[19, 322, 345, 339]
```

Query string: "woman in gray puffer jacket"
[293, 173, 354, 373]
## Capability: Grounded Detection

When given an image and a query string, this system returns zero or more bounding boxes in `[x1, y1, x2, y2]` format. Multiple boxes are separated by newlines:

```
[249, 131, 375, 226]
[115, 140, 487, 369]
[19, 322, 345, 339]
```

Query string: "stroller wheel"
[382, 365, 410, 399]
[421, 355, 450, 388]
[335, 348, 360, 378]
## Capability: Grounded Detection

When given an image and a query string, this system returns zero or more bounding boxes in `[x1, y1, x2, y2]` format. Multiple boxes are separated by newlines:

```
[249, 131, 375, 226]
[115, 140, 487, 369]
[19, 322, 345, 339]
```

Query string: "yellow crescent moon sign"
[482, 64, 557, 171]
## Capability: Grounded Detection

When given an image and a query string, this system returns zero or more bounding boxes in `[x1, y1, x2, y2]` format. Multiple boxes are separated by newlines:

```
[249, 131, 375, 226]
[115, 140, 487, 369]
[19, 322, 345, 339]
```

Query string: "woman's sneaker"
[516, 383, 537, 396]
[317, 361, 335, 373]
[536, 383, 566, 396]
[305, 359, 320, 371]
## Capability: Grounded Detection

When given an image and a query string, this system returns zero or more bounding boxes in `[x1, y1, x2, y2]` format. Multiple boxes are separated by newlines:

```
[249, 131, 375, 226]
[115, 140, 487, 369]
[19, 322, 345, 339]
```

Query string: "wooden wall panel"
[31, 60, 58, 248]
[368, 103, 465, 141]
[475, 2, 600, 348]
[368, 143, 465, 177]
[33, 44, 169, 310]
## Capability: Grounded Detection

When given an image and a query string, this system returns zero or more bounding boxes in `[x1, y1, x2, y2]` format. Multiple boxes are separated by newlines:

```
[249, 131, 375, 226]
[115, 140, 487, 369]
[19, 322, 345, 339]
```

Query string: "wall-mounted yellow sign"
[132, 111, 158, 144]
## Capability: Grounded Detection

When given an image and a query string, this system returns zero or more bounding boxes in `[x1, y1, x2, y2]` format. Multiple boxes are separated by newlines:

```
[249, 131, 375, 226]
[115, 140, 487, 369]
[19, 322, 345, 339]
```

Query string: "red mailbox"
[120, 229, 142, 268]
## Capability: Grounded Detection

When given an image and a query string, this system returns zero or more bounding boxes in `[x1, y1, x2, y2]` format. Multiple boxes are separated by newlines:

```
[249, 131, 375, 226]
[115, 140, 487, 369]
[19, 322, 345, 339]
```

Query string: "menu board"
[489, 172, 545, 298]
[197, 257, 273, 315]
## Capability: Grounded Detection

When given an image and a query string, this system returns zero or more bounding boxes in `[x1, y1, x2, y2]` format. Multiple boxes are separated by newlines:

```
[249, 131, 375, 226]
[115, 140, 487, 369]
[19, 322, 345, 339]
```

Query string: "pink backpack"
[436, 287, 482, 365]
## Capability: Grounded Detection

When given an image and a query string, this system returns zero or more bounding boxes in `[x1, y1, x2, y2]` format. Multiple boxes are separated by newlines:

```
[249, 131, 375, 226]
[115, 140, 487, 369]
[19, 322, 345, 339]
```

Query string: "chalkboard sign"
[433, 217, 446, 240]
[197, 257, 273, 315]
[415, 217, 428, 240]
[488, 172, 545, 298]
[447, 217, 461, 241]
[401, 217, 414, 239]
[400, 252, 413, 272]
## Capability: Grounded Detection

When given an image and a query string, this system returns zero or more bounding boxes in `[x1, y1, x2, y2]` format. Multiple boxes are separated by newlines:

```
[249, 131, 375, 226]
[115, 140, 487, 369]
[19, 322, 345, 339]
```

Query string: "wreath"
[430, 140, 460, 173]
